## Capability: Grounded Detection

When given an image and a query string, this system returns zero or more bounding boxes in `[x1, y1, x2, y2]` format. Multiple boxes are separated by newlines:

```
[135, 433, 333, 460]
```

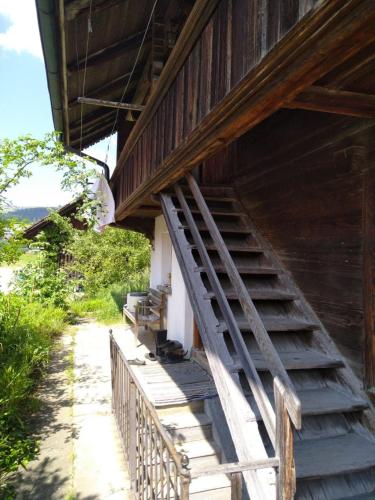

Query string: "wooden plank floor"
[132, 360, 217, 407]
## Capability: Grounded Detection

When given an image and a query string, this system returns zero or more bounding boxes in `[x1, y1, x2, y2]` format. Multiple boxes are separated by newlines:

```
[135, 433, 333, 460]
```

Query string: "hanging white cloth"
[91, 174, 116, 232]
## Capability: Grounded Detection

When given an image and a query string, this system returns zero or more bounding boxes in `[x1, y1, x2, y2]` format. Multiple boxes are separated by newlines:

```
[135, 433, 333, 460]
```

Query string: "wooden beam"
[113, 0, 375, 221]
[68, 72, 140, 108]
[67, 29, 149, 72]
[321, 43, 375, 89]
[77, 96, 145, 112]
[285, 85, 375, 118]
[65, 0, 124, 21]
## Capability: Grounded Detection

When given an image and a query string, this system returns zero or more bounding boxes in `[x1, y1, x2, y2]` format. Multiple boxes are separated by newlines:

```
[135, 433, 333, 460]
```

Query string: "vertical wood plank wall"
[202, 109, 375, 383]
[114, 0, 320, 210]
[363, 142, 375, 389]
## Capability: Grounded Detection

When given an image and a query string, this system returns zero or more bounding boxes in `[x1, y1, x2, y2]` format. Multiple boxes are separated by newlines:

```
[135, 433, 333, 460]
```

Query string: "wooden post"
[193, 319, 203, 349]
[274, 378, 296, 500]
[231, 472, 243, 500]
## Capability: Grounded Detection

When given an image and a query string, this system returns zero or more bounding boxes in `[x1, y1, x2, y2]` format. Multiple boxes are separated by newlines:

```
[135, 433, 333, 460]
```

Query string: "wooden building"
[37, 1, 375, 498]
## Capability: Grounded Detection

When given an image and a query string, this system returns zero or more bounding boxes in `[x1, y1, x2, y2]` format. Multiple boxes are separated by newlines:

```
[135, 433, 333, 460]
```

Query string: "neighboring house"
[36, 1, 375, 499]
[23, 200, 85, 239]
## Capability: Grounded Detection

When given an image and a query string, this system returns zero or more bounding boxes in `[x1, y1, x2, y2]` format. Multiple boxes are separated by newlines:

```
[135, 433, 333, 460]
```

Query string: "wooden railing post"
[231, 472, 243, 500]
[274, 377, 296, 500]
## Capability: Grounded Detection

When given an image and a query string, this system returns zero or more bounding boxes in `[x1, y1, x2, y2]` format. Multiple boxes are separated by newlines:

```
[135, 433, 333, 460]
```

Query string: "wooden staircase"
[158, 401, 232, 499]
[160, 177, 375, 499]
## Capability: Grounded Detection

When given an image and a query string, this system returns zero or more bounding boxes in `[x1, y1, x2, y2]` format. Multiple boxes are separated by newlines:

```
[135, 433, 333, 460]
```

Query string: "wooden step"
[177, 208, 245, 217]
[246, 387, 368, 420]
[189, 474, 231, 497]
[335, 492, 375, 500]
[160, 411, 212, 443]
[232, 350, 345, 372]
[189, 243, 263, 253]
[218, 317, 318, 332]
[197, 265, 279, 275]
[295, 433, 375, 479]
[181, 223, 252, 234]
[175, 439, 221, 469]
[205, 289, 297, 301]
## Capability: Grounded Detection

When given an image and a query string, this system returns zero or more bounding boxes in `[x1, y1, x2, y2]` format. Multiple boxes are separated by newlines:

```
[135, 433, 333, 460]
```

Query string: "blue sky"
[0, 0, 116, 208]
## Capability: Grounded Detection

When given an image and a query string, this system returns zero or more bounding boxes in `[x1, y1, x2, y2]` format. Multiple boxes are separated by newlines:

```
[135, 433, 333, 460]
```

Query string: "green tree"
[68, 227, 151, 295]
[0, 132, 99, 264]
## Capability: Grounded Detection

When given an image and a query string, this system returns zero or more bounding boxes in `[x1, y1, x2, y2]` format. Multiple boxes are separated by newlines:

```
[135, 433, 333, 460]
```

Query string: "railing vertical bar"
[160, 441, 165, 500]
[145, 404, 149, 499]
[154, 427, 159, 500]
[129, 380, 137, 492]
[139, 389, 143, 500]
[173, 461, 178, 499]
[166, 448, 171, 500]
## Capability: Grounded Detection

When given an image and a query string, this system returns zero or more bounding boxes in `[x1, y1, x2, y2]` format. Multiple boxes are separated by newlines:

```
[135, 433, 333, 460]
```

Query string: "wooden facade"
[37, 0, 375, 497]
[202, 111, 375, 384]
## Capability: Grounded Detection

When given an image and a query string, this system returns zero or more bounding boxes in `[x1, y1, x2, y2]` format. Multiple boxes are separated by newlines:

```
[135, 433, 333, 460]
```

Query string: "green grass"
[8, 252, 40, 270]
[0, 294, 68, 495]
[70, 277, 149, 325]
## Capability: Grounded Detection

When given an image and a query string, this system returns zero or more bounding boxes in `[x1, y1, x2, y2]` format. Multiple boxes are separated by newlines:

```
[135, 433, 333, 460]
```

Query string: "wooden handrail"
[175, 184, 277, 446]
[190, 457, 280, 479]
[186, 173, 302, 429]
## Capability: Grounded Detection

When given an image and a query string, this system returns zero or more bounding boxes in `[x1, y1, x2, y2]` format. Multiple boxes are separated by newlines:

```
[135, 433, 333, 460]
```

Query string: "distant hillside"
[4, 207, 55, 223]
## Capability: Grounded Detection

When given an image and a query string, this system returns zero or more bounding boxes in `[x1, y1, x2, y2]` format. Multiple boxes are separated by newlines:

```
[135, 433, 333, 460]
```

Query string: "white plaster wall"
[150, 215, 171, 288]
[149, 215, 194, 351]
[167, 248, 194, 351]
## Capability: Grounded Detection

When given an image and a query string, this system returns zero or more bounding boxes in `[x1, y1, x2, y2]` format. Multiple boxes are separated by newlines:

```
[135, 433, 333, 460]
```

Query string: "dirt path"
[13, 321, 131, 500]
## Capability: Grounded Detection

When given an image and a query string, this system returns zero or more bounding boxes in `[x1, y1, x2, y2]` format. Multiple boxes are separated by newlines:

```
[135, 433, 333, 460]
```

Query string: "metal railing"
[110, 333, 190, 499]
[110, 333, 282, 499]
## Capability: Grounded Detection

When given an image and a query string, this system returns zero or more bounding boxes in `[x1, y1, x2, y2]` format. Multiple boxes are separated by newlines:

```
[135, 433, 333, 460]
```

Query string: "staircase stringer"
[160, 193, 276, 500]
[234, 190, 375, 428]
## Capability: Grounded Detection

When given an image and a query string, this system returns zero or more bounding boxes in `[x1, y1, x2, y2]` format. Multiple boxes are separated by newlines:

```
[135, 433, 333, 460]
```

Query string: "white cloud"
[0, 0, 42, 59]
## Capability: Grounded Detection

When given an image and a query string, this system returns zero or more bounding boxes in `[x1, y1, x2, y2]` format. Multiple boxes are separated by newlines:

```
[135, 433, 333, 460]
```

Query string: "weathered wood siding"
[202, 109, 375, 381]
[113, 0, 319, 210]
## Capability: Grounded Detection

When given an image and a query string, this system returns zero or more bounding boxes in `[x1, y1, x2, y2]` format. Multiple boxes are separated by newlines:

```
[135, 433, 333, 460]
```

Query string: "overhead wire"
[79, 0, 94, 152]
[104, 0, 159, 164]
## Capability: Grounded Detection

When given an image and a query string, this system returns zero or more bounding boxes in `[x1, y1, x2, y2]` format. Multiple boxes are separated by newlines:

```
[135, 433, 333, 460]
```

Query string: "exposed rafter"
[319, 44, 375, 89]
[65, 0, 124, 21]
[70, 108, 116, 132]
[285, 86, 375, 118]
[70, 119, 116, 147]
[67, 29, 150, 72]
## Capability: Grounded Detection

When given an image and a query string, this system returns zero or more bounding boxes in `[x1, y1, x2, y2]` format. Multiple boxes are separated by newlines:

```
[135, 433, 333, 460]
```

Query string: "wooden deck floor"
[132, 360, 217, 407]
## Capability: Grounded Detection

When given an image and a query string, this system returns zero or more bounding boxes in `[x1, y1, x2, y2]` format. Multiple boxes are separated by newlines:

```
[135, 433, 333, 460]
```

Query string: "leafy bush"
[13, 262, 71, 309]
[0, 294, 67, 491]
[68, 227, 151, 295]
[71, 274, 149, 324]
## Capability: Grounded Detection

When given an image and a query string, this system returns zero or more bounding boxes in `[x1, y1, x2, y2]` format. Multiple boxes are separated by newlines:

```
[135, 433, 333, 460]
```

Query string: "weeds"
[0, 294, 67, 494]
[70, 275, 149, 324]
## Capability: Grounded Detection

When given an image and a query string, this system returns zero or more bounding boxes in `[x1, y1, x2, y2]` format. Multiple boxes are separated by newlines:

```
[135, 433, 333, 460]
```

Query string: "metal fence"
[110, 333, 191, 499]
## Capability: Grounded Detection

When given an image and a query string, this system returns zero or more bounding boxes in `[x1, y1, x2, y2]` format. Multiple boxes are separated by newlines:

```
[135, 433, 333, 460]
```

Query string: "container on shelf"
[126, 291, 148, 313]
